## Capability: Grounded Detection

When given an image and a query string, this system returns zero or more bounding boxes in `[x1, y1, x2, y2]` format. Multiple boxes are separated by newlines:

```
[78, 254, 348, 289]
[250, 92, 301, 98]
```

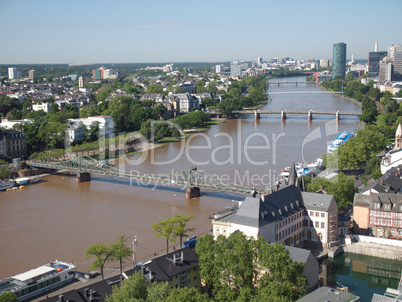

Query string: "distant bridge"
[207, 109, 361, 120]
[27, 156, 252, 198]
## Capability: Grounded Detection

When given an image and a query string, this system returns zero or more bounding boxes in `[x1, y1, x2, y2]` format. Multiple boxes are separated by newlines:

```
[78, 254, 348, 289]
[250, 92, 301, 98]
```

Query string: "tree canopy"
[195, 232, 306, 301]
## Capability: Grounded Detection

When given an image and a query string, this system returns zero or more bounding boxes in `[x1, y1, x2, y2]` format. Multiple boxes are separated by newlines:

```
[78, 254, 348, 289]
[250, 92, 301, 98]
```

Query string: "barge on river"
[0, 260, 76, 301]
[327, 131, 353, 153]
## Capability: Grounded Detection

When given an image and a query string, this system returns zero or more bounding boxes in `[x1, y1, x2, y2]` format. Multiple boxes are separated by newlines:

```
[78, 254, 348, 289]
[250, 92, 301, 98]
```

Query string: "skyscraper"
[332, 42, 346, 79]
[8, 67, 21, 80]
[368, 51, 387, 77]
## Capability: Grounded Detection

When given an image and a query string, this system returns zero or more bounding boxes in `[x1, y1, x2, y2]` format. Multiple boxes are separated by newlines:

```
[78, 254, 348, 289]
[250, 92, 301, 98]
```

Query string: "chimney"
[148, 270, 152, 280]
[141, 266, 145, 274]
[181, 251, 184, 262]
[84, 288, 89, 297]
[58, 295, 64, 302]
[173, 253, 176, 264]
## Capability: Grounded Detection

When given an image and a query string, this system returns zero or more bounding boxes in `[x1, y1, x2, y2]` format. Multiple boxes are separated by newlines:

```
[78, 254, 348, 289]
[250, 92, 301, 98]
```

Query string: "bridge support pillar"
[336, 111, 340, 121]
[76, 172, 91, 183]
[308, 111, 313, 121]
[186, 187, 200, 199]
[281, 111, 286, 121]
[254, 111, 260, 120]
[295, 83, 297, 87]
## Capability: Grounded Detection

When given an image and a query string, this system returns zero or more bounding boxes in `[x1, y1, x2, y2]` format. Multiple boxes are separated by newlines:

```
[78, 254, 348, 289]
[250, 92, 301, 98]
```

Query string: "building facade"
[379, 56, 394, 82]
[353, 192, 402, 239]
[8, 67, 21, 80]
[0, 129, 27, 159]
[68, 116, 114, 139]
[230, 62, 242, 78]
[212, 183, 339, 248]
[332, 42, 347, 79]
[28, 70, 37, 80]
[368, 51, 388, 77]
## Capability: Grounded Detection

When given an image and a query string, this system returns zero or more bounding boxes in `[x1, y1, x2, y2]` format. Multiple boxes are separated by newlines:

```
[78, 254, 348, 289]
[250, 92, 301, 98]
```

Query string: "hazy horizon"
[0, 0, 400, 64]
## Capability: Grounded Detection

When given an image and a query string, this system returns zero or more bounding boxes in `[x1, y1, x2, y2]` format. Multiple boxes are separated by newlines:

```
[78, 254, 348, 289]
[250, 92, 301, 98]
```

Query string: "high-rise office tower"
[230, 61, 242, 78]
[257, 57, 263, 65]
[379, 57, 393, 82]
[332, 42, 346, 79]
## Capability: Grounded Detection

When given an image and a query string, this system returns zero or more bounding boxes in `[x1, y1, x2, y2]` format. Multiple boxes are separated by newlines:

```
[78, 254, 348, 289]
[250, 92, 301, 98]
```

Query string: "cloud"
[132, 22, 188, 29]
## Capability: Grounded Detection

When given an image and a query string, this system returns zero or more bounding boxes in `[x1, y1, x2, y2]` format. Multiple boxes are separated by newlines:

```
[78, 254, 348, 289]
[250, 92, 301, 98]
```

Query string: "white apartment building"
[32, 103, 50, 113]
[8, 67, 21, 80]
[66, 122, 85, 144]
[68, 116, 114, 139]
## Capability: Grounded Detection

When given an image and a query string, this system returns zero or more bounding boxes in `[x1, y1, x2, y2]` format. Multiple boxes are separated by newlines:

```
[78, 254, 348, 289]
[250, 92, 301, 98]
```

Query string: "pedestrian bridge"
[27, 156, 252, 198]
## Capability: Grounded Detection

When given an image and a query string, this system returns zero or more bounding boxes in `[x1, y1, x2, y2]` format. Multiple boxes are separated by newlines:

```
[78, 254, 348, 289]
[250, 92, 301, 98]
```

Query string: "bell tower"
[395, 123, 402, 149]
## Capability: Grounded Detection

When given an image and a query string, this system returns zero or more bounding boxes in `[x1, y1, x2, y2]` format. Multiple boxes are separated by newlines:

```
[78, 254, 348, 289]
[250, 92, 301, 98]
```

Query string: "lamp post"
[133, 236, 137, 267]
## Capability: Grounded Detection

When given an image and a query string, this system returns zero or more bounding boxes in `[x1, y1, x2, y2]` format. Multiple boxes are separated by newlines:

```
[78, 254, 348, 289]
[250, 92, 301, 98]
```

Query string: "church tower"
[395, 123, 402, 149]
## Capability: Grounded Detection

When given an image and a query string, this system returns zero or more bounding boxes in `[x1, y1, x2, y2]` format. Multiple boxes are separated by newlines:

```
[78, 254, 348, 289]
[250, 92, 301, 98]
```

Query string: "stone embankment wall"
[344, 235, 402, 261]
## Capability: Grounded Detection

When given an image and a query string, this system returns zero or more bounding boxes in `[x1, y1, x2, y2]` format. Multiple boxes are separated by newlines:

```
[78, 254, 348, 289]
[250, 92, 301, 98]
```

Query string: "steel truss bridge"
[27, 156, 252, 195]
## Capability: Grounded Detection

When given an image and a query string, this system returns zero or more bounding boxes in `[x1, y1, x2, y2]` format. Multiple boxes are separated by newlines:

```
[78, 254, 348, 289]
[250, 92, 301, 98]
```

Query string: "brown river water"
[0, 77, 361, 279]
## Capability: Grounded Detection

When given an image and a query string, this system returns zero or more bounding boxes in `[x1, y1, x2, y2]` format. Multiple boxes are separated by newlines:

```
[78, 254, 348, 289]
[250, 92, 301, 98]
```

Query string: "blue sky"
[0, 0, 401, 64]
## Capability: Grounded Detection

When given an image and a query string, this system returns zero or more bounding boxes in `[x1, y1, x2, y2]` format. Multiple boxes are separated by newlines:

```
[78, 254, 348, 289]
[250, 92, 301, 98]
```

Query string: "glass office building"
[332, 42, 346, 79]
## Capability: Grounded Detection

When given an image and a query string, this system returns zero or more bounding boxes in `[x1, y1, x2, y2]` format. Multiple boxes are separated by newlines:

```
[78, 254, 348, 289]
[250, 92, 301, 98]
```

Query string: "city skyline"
[0, 0, 401, 64]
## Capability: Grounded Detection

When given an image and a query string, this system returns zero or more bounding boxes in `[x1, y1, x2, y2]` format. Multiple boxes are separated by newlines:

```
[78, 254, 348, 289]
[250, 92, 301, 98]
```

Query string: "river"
[321, 253, 402, 301]
[0, 76, 362, 279]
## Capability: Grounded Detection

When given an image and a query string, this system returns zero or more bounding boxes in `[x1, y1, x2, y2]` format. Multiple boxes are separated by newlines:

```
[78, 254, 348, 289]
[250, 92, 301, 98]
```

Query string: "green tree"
[110, 235, 133, 274]
[195, 232, 306, 301]
[165, 287, 210, 302]
[146, 84, 165, 94]
[0, 291, 17, 302]
[85, 243, 113, 280]
[106, 271, 148, 302]
[151, 217, 176, 254]
[218, 97, 239, 118]
[307, 173, 356, 210]
[172, 215, 195, 248]
[146, 281, 170, 302]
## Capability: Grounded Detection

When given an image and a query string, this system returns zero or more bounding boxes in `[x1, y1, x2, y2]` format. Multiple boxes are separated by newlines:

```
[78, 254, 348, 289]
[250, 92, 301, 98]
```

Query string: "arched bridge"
[27, 156, 252, 198]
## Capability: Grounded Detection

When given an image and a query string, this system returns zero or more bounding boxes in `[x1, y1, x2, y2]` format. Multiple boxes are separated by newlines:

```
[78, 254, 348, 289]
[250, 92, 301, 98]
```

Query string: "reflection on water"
[321, 253, 402, 301]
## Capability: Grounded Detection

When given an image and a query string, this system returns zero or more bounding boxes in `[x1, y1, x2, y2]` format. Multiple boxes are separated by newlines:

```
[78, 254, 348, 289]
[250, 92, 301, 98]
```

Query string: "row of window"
[276, 211, 303, 230]
[370, 218, 402, 226]
[310, 211, 325, 218]
[16, 276, 61, 297]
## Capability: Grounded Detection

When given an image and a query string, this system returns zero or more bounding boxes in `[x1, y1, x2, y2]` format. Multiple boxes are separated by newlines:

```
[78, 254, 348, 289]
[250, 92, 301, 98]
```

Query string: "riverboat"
[0, 260, 76, 301]
[327, 131, 353, 153]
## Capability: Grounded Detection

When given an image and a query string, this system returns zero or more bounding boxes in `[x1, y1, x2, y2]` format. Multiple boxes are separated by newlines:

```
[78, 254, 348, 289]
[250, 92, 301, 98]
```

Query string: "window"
[315, 221, 319, 228]
[310, 221, 313, 227]
[318, 233, 323, 241]
[321, 222, 325, 229]
[316, 212, 319, 217]
[310, 211, 313, 216]
[321, 213, 325, 218]
[180, 272, 187, 288]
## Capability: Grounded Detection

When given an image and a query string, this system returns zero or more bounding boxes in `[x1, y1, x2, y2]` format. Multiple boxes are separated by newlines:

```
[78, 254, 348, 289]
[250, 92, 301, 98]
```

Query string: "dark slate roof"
[38, 247, 198, 302]
[362, 165, 402, 194]
[145, 246, 198, 282]
[301, 192, 334, 211]
[38, 270, 134, 302]
[354, 192, 402, 213]
[286, 246, 313, 264]
[229, 185, 304, 227]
